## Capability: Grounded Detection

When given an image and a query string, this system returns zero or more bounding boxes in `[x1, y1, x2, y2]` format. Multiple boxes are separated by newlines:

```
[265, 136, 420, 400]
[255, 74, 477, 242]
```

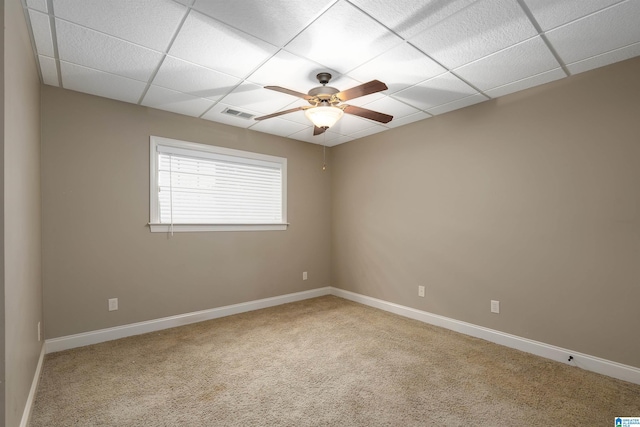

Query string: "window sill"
[148, 223, 289, 233]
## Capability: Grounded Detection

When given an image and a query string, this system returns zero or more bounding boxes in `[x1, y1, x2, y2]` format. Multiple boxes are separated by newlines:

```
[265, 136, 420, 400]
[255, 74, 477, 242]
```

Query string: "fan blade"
[313, 126, 327, 136]
[254, 106, 307, 121]
[343, 105, 393, 123]
[264, 86, 312, 100]
[336, 80, 388, 101]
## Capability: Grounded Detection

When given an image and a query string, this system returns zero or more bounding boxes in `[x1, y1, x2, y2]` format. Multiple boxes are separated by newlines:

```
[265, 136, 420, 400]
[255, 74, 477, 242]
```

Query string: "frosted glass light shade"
[304, 106, 344, 128]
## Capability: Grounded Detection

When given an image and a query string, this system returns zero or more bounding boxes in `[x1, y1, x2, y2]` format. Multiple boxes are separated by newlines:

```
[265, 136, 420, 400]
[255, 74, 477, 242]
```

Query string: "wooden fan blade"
[313, 126, 327, 136]
[343, 105, 393, 123]
[264, 86, 312, 100]
[254, 106, 307, 121]
[336, 80, 388, 101]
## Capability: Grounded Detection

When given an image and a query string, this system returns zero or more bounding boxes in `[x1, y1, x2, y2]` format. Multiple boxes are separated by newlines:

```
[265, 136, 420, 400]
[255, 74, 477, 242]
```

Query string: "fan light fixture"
[304, 106, 344, 129]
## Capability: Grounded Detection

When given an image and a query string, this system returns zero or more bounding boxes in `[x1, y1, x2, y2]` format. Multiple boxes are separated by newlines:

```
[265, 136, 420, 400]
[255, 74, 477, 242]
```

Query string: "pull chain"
[322, 129, 327, 171]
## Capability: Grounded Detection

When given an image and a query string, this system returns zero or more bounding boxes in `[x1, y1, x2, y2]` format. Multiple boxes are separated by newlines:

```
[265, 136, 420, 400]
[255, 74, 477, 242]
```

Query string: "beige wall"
[0, 0, 5, 422]
[331, 57, 640, 369]
[41, 86, 332, 339]
[4, 0, 44, 425]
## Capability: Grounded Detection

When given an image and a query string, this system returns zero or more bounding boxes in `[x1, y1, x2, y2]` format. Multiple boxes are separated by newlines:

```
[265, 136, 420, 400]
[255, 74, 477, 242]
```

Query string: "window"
[149, 136, 287, 232]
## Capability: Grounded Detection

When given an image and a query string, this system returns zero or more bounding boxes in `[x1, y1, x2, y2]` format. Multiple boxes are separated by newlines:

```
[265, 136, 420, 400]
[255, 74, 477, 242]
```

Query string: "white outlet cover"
[303, 272, 308, 280]
[108, 298, 118, 311]
[491, 300, 500, 314]
[418, 286, 425, 297]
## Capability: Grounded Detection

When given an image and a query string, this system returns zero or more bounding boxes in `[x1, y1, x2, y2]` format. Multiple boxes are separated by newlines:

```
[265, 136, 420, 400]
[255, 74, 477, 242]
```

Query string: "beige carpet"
[31, 296, 640, 426]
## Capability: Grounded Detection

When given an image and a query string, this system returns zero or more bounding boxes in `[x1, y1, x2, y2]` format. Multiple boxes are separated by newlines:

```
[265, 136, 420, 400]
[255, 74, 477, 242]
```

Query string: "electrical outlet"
[491, 300, 500, 314]
[303, 271, 308, 280]
[418, 286, 425, 297]
[108, 298, 118, 311]
[38, 321, 41, 342]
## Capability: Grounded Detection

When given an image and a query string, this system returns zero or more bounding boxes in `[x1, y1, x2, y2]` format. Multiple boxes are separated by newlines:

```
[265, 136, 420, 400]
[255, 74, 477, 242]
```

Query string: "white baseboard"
[45, 287, 331, 354]
[330, 287, 640, 385]
[44, 285, 640, 386]
[20, 344, 46, 427]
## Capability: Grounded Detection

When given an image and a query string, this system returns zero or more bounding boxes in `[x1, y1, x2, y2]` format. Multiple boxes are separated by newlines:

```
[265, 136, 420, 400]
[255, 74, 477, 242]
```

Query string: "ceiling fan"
[255, 72, 393, 136]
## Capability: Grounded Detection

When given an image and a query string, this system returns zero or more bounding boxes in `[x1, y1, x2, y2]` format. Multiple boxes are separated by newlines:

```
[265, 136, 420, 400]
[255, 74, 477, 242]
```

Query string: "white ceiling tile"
[52, 0, 186, 51]
[485, 68, 565, 98]
[455, 36, 561, 91]
[385, 112, 431, 128]
[141, 85, 214, 117]
[349, 43, 446, 95]
[392, 72, 479, 110]
[348, 125, 388, 140]
[285, 1, 403, 74]
[409, 0, 538, 68]
[39, 55, 59, 86]
[325, 135, 354, 147]
[220, 83, 299, 115]
[26, 0, 48, 13]
[249, 117, 309, 137]
[567, 41, 640, 75]
[343, 92, 386, 108]
[327, 114, 377, 136]
[56, 20, 163, 82]
[191, 0, 335, 47]
[523, 0, 624, 31]
[152, 56, 241, 101]
[427, 93, 488, 115]
[169, 11, 278, 78]
[546, 1, 640, 65]
[361, 96, 421, 121]
[202, 103, 263, 128]
[173, 0, 194, 5]
[29, 10, 54, 57]
[60, 61, 146, 103]
[349, 0, 476, 39]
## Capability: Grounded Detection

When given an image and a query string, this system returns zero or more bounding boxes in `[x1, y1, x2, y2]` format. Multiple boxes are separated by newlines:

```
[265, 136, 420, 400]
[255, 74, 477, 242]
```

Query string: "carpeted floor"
[31, 296, 640, 426]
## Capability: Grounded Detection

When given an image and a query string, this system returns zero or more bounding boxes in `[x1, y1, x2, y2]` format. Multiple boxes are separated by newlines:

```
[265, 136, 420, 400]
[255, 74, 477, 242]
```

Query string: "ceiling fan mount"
[255, 72, 393, 136]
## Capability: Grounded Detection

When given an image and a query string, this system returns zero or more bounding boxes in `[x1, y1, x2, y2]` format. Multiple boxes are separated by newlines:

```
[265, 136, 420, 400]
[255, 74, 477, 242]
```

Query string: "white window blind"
[150, 136, 287, 232]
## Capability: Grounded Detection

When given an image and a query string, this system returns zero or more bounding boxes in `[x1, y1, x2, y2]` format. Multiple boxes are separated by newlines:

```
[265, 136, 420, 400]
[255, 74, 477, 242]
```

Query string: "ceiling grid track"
[516, 0, 571, 77]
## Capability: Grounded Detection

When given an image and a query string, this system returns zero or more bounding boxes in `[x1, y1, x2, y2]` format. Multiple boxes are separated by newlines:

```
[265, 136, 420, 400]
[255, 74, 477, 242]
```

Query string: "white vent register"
[149, 136, 288, 232]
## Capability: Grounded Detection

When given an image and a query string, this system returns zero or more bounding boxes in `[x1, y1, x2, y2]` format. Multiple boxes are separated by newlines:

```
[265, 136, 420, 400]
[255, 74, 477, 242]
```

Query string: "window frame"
[149, 136, 288, 232]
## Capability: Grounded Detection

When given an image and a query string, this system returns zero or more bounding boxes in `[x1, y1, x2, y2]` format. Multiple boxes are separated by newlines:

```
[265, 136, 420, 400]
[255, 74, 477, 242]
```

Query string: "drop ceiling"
[23, 0, 640, 146]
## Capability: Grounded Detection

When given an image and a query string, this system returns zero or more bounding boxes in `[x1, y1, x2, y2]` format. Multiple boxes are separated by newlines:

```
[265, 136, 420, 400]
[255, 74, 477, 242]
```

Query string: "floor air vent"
[222, 108, 255, 120]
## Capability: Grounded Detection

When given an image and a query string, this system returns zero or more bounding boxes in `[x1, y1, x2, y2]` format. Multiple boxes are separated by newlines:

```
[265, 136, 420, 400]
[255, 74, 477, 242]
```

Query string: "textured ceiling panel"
[409, 0, 538, 68]
[152, 56, 242, 101]
[523, 0, 624, 31]
[141, 85, 214, 118]
[249, 117, 310, 138]
[29, 10, 54, 57]
[455, 36, 561, 91]
[546, 0, 640, 65]
[285, 1, 403, 74]
[484, 68, 565, 98]
[38, 55, 59, 86]
[349, 43, 446, 94]
[169, 11, 278, 78]
[60, 61, 147, 103]
[52, 0, 186, 51]
[56, 20, 163, 82]
[26, 0, 47, 13]
[567, 41, 640, 75]
[349, 0, 475, 39]
[392, 73, 479, 111]
[427, 93, 488, 116]
[22, 0, 640, 145]
[191, 0, 335, 47]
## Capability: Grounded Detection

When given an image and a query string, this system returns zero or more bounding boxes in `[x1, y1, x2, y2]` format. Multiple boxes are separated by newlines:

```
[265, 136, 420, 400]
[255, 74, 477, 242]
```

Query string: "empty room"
[3, 0, 640, 425]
